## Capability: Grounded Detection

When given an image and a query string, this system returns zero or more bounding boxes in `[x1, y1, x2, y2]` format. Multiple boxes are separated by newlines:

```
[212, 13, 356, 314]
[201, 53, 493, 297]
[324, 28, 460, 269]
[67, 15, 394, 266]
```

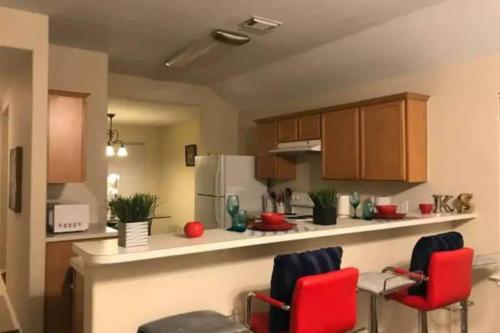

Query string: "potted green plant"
[309, 189, 337, 225]
[108, 193, 159, 247]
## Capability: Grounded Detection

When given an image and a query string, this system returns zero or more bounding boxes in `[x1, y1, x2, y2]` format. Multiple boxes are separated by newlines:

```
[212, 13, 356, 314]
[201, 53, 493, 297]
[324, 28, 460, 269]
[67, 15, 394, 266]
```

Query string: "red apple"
[184, 221, 205, 238]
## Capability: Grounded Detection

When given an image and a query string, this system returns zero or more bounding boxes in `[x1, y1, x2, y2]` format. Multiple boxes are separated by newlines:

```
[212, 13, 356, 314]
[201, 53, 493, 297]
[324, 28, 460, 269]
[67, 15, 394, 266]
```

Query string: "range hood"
[269, 140, 321, 154]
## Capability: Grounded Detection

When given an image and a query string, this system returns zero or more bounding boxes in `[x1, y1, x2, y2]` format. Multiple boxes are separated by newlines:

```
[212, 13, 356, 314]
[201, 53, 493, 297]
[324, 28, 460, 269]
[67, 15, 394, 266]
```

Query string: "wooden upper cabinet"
[298, 114, 321, 140]
[277, 118, 298, 142]
[322, 109, 359, 179]
[256, 92, 428, 182]
[360, 101, 405, 180]
[256, 121, 295, 180]
[257, 121, 276, 156]
[256, 121, 278, 179]
[360, 95, 428, 182]
[48, 90, 89, 183]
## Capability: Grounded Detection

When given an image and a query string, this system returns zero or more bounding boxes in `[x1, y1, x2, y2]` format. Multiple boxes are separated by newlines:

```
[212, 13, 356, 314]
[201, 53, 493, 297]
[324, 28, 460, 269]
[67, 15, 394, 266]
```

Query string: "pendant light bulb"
[117, 145, 128, 157]
[106, 144, 115, 157]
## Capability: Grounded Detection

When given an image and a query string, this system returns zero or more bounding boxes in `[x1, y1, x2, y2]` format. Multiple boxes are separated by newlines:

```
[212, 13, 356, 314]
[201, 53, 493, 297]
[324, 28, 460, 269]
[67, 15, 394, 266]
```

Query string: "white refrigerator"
[195, 155, 267, 229]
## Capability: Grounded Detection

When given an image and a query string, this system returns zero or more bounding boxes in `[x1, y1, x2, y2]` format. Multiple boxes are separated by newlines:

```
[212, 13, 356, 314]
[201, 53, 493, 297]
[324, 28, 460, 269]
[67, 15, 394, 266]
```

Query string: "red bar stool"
[245, 267, 359, 333]
[387, 247, 474, 333]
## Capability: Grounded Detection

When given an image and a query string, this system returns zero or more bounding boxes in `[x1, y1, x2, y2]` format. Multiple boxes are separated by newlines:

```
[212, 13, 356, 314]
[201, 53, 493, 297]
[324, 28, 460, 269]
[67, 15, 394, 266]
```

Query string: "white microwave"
[47, 202, 89, 233]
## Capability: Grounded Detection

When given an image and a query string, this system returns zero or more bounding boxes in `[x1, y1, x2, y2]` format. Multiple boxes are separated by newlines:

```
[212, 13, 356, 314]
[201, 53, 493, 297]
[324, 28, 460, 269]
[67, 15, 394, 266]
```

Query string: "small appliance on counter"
[47, 201, 89, 233]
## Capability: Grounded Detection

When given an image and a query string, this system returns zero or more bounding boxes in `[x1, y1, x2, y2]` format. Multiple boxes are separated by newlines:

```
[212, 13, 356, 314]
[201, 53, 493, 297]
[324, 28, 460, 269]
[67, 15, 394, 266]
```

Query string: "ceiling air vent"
[241, 16, 282, 34]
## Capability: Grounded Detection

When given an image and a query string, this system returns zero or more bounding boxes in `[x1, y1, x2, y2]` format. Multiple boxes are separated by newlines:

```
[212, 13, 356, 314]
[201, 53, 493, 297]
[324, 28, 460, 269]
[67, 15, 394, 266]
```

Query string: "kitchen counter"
[46, 223, 117, 243]
[73, 213, 475, 265]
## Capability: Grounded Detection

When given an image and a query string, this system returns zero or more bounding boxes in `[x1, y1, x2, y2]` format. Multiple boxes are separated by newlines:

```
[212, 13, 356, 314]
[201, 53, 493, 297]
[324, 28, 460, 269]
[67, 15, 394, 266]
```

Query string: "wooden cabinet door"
[277, 118, 298, 142]
[48, 90, 89, 183]
[360, 101, 406, 180]
[256, 121, 278, 179]
[45, 241, 74, 333]
[322, 109, 360, 179]
[298, 114, 321, 140]
[73, 271, 84, 333]
[256, 121, 295, 180]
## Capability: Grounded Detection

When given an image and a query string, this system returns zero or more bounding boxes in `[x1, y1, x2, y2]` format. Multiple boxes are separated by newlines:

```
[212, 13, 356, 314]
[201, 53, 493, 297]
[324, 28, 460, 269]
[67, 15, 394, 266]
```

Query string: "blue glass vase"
[362, 198, 375, 220]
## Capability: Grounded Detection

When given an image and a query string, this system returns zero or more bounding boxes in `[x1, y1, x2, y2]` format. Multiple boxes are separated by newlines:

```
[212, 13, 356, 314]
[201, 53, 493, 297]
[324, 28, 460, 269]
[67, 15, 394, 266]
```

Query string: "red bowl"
[376, 205, 398, 215]
[260, 213, 285, 225]
[419, 204, 434, 215]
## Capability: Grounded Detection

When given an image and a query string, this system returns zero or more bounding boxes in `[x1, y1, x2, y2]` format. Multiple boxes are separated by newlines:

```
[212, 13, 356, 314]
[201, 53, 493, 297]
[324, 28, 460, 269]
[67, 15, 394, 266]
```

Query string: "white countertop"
[46, 224, 117, 243]
[73, 213, 476, 266]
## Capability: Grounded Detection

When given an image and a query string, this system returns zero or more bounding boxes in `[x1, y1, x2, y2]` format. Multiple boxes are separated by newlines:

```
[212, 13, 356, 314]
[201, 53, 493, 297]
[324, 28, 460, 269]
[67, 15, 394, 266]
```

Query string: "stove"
[285, 192, 314, 223]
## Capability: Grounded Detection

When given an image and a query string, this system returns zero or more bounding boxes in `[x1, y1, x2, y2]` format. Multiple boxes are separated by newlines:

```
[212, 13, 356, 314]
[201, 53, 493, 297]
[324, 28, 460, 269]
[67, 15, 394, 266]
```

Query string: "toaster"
[47, 202, 89, 233]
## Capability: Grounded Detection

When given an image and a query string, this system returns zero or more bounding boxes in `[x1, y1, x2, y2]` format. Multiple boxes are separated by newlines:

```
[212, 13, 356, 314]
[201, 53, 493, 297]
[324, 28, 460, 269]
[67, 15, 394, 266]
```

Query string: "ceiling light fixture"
[164, 40, 217, 68]
[164, 30, 250, 68]
[210, 29, 250, 45]
[106, 113, 128, 157]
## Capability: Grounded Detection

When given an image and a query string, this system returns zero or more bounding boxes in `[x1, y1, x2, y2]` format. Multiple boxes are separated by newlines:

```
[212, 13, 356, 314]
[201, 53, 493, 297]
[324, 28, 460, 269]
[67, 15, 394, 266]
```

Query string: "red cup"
[419, 204, 434, 215]
[376, 205, 398, 215]
[260, 213, 285, 225]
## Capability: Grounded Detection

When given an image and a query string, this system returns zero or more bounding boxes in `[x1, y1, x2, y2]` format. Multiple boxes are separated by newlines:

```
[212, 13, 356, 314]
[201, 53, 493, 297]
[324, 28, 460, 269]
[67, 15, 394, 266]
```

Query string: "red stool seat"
[247, 268, 359, 333]
[390, 289, 438, 311]
[388, 247, 474, 333]
[250, 313, 270, 333]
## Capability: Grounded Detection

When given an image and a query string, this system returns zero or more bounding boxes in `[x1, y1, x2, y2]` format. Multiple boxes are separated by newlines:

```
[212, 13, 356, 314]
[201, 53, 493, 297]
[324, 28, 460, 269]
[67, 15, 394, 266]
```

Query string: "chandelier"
[106, 113, 128, 157]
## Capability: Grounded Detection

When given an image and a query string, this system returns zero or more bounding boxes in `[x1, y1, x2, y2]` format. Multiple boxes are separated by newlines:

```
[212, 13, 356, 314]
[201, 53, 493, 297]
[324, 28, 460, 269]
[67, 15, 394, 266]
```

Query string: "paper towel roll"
[337, 194, 351, 217]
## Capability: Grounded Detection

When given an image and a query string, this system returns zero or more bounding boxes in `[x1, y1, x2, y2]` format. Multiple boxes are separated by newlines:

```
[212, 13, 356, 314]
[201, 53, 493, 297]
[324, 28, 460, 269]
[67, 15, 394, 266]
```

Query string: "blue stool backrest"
[408, 231, 463, 296]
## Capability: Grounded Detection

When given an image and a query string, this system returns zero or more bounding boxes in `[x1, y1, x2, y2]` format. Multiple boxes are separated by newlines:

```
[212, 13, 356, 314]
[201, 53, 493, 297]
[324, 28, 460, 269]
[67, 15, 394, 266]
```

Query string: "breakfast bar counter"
[72, 213, 480, 333]
[73, 213, 475, 266]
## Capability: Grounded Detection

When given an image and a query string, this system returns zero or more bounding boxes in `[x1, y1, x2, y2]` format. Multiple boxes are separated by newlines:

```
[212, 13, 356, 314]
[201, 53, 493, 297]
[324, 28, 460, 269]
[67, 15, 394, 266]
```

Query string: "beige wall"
[0, 7, 48, 333]
[246, 51, 500, 331]
[157, 120, 200, 233]
[110, 121, 200, 234]
[85, 50, 500, 333]
[109, 74, 239, 155]
[2, 53, 35, 333]
[0, 110, 7, 271]
[47, 45, 109, 224]
[112, 124, 163, 196]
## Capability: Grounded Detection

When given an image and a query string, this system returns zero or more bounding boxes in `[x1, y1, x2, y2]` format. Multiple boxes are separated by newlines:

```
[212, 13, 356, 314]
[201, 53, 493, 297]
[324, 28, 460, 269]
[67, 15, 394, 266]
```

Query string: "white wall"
[47, 45, 109, 224]
[0, 7, 48, 333]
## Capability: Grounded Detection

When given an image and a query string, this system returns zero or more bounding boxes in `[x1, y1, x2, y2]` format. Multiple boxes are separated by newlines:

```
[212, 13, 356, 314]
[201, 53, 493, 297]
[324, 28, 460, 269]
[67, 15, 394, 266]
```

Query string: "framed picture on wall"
[9, 146, 22, 213]
[185, 144, 197, 167]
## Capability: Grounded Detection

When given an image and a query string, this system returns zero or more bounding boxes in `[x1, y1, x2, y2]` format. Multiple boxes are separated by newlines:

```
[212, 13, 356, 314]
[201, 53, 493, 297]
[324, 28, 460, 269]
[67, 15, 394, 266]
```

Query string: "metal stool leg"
[460, 300, 468, 333]
[418, 310, 428, 333]
[369, 294, 379, 333]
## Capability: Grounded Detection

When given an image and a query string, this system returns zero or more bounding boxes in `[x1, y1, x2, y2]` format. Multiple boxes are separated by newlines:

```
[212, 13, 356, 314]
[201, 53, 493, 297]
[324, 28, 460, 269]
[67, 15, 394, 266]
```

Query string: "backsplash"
[270, 154, 429, 212]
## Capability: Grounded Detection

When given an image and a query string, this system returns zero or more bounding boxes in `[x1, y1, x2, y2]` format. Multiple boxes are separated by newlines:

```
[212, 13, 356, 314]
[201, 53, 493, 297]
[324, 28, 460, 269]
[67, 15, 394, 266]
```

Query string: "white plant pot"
[118, 221, 149, 247]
